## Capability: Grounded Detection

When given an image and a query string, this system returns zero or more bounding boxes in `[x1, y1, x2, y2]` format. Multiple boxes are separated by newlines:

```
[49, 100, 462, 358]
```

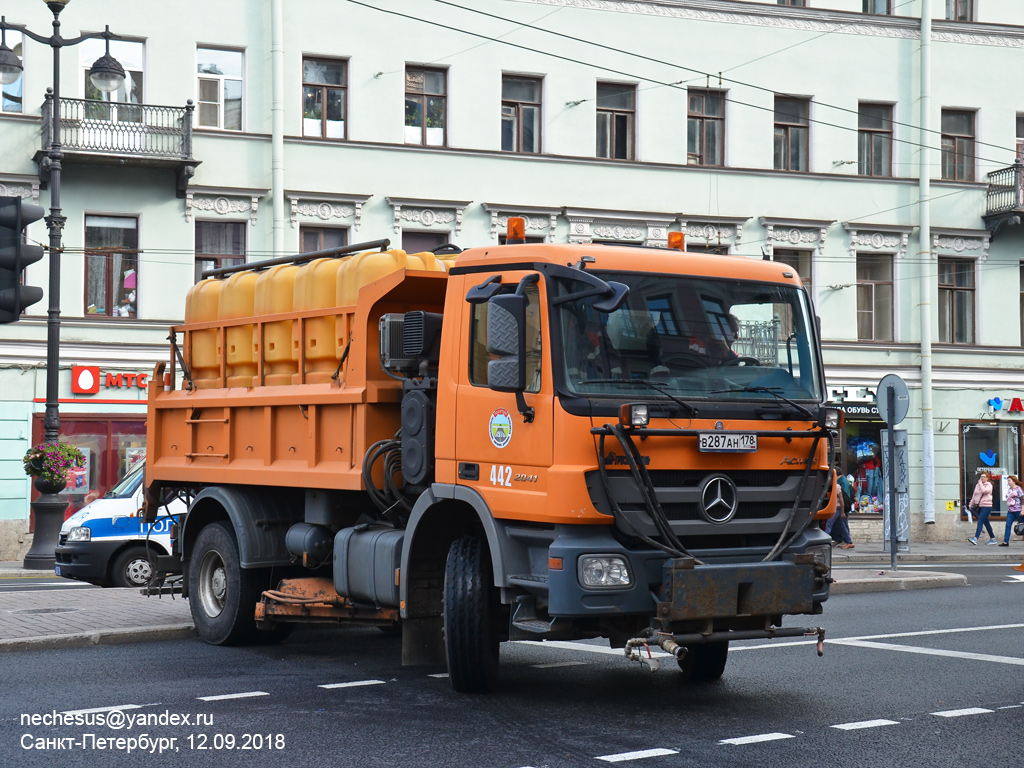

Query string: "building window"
[85, 215, 138, 318]
[858, 103, 893, 177]
[302, 58, 346, 139]
[596, 83, 635, 160]
[856, 254, 893, 341]
[1020, 264, 1024, 347]
[197, 47, 243, 131]
[778, 0, 807, 5]
[81, 39, 144, 122]
[687, 90, 724, 166]
[300, 226, 347, 253]
[687, 244, 729, 255]
[774, 97, 809, 172]
[405, 67, 445, 146]
[941, 110, 975, 181]
[946, 0, 974, 21]
[501, 76, 541, 154]
[195, 221, 245, 282]
[773, 248, 812, 301]
[938, 258, 975, 344]
[1016, 114, 1024, 160]
[1, 31, 22, 114]
[402, 231, 449, 254]
[863, 0, 892, 12]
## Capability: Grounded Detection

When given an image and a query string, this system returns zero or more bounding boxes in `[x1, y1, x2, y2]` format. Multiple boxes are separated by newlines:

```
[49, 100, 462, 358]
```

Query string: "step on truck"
[144, 220, 839, 693]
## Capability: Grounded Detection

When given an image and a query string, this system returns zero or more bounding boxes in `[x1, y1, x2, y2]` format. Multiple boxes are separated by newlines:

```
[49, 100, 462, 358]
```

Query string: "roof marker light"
[506, 216, 526, 244]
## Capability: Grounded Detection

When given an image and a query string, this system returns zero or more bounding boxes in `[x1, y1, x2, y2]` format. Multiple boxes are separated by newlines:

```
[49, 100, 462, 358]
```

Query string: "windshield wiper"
[576, 378, 699, 416]
[709, 386, 814, 419]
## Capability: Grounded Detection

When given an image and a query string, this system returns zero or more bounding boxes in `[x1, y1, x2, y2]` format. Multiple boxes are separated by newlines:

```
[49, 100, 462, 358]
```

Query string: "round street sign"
[876, 374, 910, 425]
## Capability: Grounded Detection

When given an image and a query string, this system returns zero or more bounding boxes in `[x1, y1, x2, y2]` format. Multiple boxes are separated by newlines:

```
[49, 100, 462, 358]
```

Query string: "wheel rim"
[197, 548, 227, 618]
[124, 557, 152, 586]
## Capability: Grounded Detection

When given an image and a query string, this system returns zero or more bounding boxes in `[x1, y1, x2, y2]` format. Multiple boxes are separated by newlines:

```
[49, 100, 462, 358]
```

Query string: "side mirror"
[486, 293, 527, 392]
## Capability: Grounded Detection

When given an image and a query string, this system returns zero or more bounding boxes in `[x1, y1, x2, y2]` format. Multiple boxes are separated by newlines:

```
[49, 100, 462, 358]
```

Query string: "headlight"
[618, 403, 649, 428]
[820, 407, 843, 430]
[579, 555, 632, 588]
[66, 526, 91, 542]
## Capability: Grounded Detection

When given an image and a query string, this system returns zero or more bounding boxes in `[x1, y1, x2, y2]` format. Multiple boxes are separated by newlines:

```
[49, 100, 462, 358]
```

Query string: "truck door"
[455, 272, 553, 519]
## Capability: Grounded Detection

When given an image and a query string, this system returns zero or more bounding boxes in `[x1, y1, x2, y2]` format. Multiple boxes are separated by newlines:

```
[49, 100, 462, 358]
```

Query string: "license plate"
[54, 565, 61, 576]
[698, 432, 757, 452]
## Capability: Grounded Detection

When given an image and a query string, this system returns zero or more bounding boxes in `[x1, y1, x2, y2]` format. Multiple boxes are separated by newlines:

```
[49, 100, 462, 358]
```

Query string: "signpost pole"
[887, 386, 898, 571]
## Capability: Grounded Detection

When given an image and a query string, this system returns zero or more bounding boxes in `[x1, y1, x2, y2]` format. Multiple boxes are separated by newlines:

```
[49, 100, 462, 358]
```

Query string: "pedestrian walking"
[825, 473, 855, 549]
[967, 471, 996, 545]
[1000, 474, 1023, 547]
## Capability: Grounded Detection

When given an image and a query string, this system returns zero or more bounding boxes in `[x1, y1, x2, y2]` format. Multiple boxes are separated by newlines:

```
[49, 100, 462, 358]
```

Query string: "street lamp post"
[0, 1, 124, 569]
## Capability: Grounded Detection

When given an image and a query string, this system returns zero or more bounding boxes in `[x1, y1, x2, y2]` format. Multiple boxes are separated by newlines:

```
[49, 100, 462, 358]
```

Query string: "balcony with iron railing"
[35, 93, 200, 197]
[984, 160, 1024, 237]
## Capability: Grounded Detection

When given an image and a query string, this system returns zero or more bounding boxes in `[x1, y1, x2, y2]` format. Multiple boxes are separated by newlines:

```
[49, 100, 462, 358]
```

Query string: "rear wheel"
[678, 642, 729, 682]
[189, 521, 279, 646]
[443, 537, 500, 693]
[111, 546, 154, 588]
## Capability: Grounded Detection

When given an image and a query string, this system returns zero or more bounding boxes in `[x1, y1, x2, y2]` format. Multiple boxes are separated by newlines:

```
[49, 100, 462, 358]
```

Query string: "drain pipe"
[919, 3, 935, 525]
[271, 0, 285, 257]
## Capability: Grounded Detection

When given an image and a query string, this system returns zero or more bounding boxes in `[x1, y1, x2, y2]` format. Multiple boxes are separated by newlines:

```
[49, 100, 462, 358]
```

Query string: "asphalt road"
[2, 564, 1023, 768]
[0, 575, 98, 592]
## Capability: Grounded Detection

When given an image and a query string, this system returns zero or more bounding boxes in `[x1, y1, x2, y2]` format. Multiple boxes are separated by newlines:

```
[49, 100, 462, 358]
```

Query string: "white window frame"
[196, 46, 245, 131]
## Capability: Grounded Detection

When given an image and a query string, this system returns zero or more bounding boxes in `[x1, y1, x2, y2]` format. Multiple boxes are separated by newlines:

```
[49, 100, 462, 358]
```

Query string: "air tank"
[184, 279, 223, 389]
[253, 264, 299, 386]
[292, 257, 348, 384]
[218, 270, 260, 388]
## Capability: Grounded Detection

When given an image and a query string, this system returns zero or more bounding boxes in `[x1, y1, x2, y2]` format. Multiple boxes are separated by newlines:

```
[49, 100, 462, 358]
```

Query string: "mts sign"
[71, 365, 149, 395]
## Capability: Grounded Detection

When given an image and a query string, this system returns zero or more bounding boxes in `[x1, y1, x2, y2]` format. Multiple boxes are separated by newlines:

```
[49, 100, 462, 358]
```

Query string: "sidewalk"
[2, 541, 1021, 652]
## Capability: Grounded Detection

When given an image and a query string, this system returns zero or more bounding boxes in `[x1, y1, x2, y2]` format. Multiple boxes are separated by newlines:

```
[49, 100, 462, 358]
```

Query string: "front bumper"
[53, 539, 122, 585]
[546, 525, 830, 619]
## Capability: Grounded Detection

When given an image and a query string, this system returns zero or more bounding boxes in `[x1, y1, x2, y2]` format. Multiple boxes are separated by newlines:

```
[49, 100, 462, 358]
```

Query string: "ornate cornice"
[482, 203, 561, 242]
[0, 175, 40, 204]
[680, 214, 750, 251]
[519, 0, 1024, 47]
[386, 197, 473, 236]
[286, 192, 372, 231]
[759, 216, 834, 257]
[842, 222, 913, 259]
[184, 187, 267, 225]
[563, 206, 676, 246]
[931, 227, 991, 263]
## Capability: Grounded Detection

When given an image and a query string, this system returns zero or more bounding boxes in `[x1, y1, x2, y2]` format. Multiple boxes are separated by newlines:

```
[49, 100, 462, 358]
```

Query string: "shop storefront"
[828, 384, 886, 519]
[960, 420, 1021, 521]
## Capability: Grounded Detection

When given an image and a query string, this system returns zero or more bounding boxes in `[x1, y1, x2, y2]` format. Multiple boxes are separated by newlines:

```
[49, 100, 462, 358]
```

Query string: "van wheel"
[111, 546, 154, 588]
[678, 642, 729, 682]
[189, 521, 265, 646]
[443, 537, 500, 693]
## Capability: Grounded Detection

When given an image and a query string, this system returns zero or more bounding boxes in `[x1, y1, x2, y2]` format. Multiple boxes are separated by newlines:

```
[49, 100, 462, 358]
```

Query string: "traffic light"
[0, 196, 45, 324]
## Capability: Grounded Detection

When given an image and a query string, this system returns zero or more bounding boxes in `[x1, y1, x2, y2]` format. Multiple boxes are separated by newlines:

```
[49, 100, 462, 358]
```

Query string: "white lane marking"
[531, 661, 588, 669]
[428, 673, 449, 678]
[197, 691, 269, 701]
[61, 704, 143, 715]
[833, 639, 1024, 667]
[0, 582, 95, 589]
[513, 640, 668, 658]
[931, 707, 994, 718]
[831, 719, 900, 731]
[595, 747, 679, 762]
[719, 733, 795, 746]
[1002, 575, 1024, 583]
[733, 623, 1024, 652]
[997, 705, 1022, 710]
[318, 680, 385, 689]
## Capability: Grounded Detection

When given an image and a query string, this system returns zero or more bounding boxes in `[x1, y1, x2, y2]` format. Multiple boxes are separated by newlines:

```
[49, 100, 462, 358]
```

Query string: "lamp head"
[88, 52, 124, 93]
[0, 39, 21, 86]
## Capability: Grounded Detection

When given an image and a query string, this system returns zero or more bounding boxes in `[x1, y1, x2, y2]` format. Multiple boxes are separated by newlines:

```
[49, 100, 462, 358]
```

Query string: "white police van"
[54, 461, 185, 588]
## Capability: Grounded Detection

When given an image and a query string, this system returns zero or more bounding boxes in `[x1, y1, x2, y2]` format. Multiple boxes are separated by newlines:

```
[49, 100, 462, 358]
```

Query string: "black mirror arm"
[515, 391, 535, 423]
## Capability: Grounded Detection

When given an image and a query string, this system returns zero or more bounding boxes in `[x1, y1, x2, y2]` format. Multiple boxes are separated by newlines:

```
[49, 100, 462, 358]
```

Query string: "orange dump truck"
[144, 225, 839, 692]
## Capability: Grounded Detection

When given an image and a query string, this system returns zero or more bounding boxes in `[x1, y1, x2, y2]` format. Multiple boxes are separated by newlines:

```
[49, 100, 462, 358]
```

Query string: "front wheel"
[111, 546, 154, 588]
[443, 537, 500, 693]
[188, 521, 267, 646]
[678, 642, 729, 682]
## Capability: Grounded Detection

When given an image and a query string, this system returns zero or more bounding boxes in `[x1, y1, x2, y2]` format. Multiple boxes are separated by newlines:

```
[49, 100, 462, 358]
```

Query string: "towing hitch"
[624, 625, 826, 672]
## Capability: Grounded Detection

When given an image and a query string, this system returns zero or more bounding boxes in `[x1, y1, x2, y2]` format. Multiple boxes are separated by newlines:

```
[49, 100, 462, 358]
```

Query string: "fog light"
[618, 403, 649, 428]
[820, 408, 843, 430]
[807, 543, 831, 576]
[579, 555, 632, 588]
[67, 526, 91, 542]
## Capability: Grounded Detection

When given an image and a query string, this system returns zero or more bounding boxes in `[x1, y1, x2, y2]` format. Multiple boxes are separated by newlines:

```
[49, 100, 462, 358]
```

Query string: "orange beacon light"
[506, 216, 526, 245]
[667, 231, 685, 251]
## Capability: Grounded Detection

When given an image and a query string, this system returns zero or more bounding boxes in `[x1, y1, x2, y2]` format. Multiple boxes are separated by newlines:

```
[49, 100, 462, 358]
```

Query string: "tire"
[189, 521, 267, 646]
[443, 537, 500, 694]
[111, 546, 155, 588]
[678, 642, 729, 682]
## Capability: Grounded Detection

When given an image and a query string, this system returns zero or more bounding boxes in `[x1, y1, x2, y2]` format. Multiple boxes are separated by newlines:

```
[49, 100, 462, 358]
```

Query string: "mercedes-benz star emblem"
[700, 475, 739, 524]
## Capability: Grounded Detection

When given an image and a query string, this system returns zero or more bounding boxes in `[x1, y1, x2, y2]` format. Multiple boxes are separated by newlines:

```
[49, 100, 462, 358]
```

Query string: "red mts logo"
[70, 365, 100, 394]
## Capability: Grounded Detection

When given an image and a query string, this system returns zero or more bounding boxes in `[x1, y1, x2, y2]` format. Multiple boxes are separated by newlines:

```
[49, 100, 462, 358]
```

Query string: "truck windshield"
[555, 271, 822, 403]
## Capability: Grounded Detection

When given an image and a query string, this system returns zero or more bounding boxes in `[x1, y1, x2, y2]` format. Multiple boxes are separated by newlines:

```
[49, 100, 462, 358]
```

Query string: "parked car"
[54, 461, 186, 588]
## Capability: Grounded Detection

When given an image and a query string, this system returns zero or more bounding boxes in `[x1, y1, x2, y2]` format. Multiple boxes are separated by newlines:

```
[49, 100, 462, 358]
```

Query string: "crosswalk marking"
[931, 707, 994, 718]
[719, 733, 795, 745]
[595, 748, 679, 762]
[831, 719, 899, 730]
